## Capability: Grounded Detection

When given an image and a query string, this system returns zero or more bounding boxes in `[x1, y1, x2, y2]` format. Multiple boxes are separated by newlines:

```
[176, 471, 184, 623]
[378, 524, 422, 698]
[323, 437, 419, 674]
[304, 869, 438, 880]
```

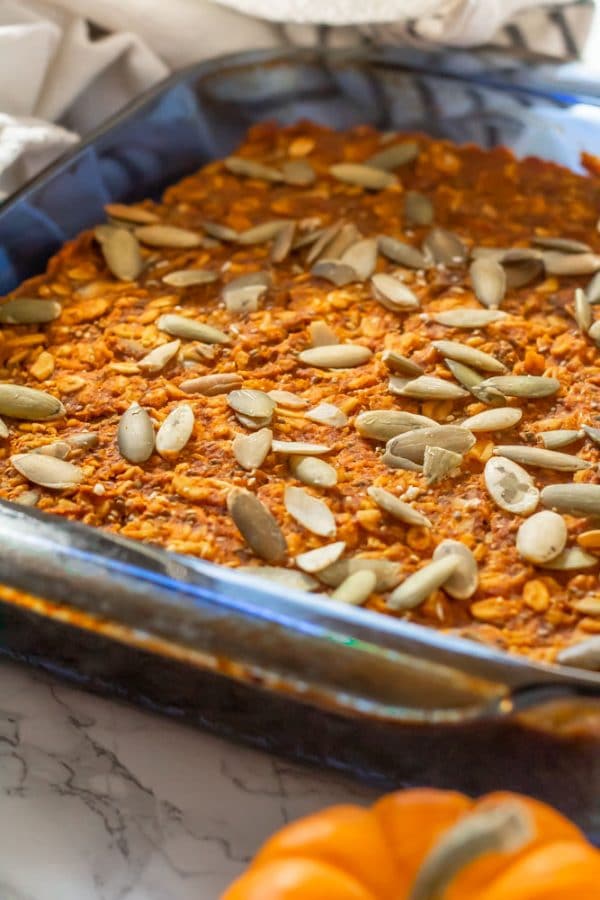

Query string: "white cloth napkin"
[0, 0, 594, 198]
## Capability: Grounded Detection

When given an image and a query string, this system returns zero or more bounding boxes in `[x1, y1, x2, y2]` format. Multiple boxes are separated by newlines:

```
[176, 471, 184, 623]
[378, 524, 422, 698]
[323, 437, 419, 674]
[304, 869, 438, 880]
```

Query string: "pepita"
[557, 636, 600, 671]
[381, 453, 424, 472]
[461, 407, 522, 432]
[117, 402, 155, 463]
[386, 425, 476, 464]
[270, 222, 296, 263]
[162, 269, 218, 287]
[331, 570, 377, 606]
[157, 314, 230, 344]
[0, 298, 62, 325]
[298, 344, 372, 369]
[541, 547, 598, 570]
[309, 320, 339, 347]
[32, 441, 70, 459]
[156, 404, 194, 456]
[201, 220, 239, 242]
[224, 156, 283, 181]
[423, 445, 463, 485]
[104, 203, 159, 225]
[272, 440, 331, 456]
[284, 485, 336, 537]
[289, 455, 337, 488]
[355, 409, 436, 442]
[583, 424, 600, 445]
[305, 402, 348, 427]
[493, 445, 590, 472]
[97, 226, 143, 281]
[329, 163, 397, 190]
[238, 221, 289, 245]
[404, 191, 434, 227]
[365, 141, 418, 170]
[541, 483, 600, 517]
[306, 222, 343, 265]
[318, 558, 402, 591]
[516, 510, 567, 564]
[586, 271, 600, 304]
[238, 566, 317, 592]
[478, 375, 559, 399]
[372, 273, 419, 311]
[11, 454, 83, 490]
[138, 339, 181, 373]
[66, 431, 99, 450]
[543, 252, 600, 276]
[0, 384, 64, 421]
[443, 359, 484, 391]
[227, 488, 287, 563]
[381, 349, 424, 377]
[484, 456, 540, 515]
[432, 540, 478, 599]
[232, 427, 272, 470]
[341, 239, 378, 281]
[0, 416, 8, 439]
[179, 373, 242, 395]
[470, 257, 506, 309]
[223, 282, 268, 313]
[281, 159, 316, 186]
[227, 389, 275, 420]
[267, 390, 308, 409]
[532, 236, 592, 253]
[423, 228, 468, 267]
[539, 429, 583, 450]
[367, 486, 431, 527]
[432, 340, 506, 374]
[311, 259, 358, 287]
[502, 252, 544, 289]
[378, 236, 429, 269]
[135, 225, 202, 248]
[296, 541, 346, 574]
[574, 287, 593, 333]
[431, 308, 506, 328]
[389, 375, 469, 400]
[387, 555, 461, 611]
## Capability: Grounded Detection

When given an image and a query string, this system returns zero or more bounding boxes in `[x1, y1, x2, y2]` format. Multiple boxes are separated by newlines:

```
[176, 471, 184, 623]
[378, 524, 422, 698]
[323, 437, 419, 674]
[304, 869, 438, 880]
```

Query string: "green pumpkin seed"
[227, 488, 287, 563]
[443, 359, 484, 391]
[228, 389, 275, 420]
[224, 156, 283, 181]
[298, 344, 372, 369]
[238, 220, 290, 245]
[502, 252, 544, 289]
[162, 269, 218, 287]
[541, 483, 600, 517]
[372, 273, 419, 311]
[574, 287, 593, 333]
[237, 566, 317, 592]
[381, 349, 424, 376]
[516, 510, 567, 564]
[331, 570, 377, 606]
[484, 456, 540, 515]
[381, 453, 424, 472]
[135, 225, 202, 248]
[431, 308, 506, 328]
[296, 541, 346, 574]
[138, 339, 181, 373]
[232, 427, 272, 470]
[432, 540, 478, 600]
[329, 163, 397, 190]
[541, 547, 598, 570]
[470, 257, 506, 309]
[201, 220, 239, 242]
[386, 425, 476, 464]
[356, 409, 436, 442]
[318, 558, 402, 591]
[404, 191, 434, 227]
[478, 375, 559, 399]
[289, 455, 337, 488]
[378, 236, 429, 269]
[540, 429, 583, 450]
[179, 373, 242, 395]
[432, 340, 506, 374]
[341, 239, 378, 281]
[389, 375, 469, 400]
[11, 453, 83, 490]
[0, 298, 62, 325]
[305, 402, 347, 428]
[97, 225, 143, 281]
[462, 407, 522, 432]
[365, 141, 418, 170]
[532, 236, 592, 253]
[0, 384, 64, 421]
[156, 404, 194, 457]
[271, 222, 296, 263]
[284, 486, 336, 537]
[493, 445, 590, 472]
[423, 228, 468, 267]
[281, 159, 316, 186]
[273, 440, 331, 456]
[387, 555, 461, 611]
[157, 314, 230, 344]
[543, 252, 600, 276]
[423, 446, 463, 485]
[117, 402, 155, 463]
[312, 259, 358, 287]
[105, 203, 159, 225]
[367, 486, 431, 527]
[557, 636, 600, 670]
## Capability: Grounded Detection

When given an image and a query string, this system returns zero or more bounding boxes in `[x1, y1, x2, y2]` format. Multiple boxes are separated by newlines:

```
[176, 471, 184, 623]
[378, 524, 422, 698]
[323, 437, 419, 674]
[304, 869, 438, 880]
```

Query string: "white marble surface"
[0, 658, 377, 900]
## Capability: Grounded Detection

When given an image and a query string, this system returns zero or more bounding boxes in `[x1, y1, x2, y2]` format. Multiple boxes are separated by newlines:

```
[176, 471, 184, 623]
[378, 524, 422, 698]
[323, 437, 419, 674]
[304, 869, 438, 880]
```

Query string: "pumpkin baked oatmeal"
[1, 122, 600, 670]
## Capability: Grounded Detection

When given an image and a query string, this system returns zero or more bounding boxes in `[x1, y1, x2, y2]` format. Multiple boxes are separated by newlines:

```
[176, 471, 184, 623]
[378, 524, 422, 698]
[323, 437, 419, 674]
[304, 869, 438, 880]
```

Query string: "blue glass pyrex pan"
[0, 46, 599, 833]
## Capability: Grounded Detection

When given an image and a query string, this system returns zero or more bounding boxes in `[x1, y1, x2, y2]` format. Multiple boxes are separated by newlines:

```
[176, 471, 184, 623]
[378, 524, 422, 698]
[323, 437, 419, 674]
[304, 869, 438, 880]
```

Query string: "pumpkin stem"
[408, 800, 534, 900]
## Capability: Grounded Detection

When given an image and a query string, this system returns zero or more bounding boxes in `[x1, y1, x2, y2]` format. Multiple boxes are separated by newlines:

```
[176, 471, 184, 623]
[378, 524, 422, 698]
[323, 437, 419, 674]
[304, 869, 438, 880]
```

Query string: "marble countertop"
[0, 658, 377, 900]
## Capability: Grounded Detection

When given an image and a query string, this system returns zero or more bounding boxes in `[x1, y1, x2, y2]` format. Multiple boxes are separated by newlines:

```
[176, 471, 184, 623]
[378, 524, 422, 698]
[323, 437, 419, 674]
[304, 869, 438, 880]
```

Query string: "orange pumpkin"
[222, 788, 600, 899]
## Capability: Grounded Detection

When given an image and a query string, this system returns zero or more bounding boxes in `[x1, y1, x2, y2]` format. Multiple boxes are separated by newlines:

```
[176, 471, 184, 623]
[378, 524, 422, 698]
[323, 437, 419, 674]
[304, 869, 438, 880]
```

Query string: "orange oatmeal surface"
[1, 121, 600, 667]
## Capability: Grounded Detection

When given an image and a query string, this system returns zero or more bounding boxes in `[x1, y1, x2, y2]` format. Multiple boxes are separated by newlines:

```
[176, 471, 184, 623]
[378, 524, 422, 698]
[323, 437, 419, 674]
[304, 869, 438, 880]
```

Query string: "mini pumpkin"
[222, 788, 600, 899]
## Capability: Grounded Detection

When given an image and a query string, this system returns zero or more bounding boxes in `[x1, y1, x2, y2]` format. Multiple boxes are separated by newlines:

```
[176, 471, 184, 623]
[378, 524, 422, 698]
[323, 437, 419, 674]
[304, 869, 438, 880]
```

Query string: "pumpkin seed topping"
[372, 273, 420, 311]
[431, 308, 507, 328]
[432, 540, 478, 600]
[329, 163, 397, 190]
[98, 226, 143, 281]
[227, 488, 287, 563]
[272, 440, 331, 456]
[470, 257, 506, 309]
[223, 278, 269, 313]
[0, 384, 64, 421]
[356, 409, 436, 442]
[284, 486, 336, 537]
[516, 510, 567, 565]
[311, 259, 358, 287]
[423, 228, 468, 267]
[66, 431, 99, 450]
[341, 239, 378, 281]
[224, 157, 283, 181]
[461, 407, 522, 432]
[388, 554, 461, 611]
[365, 140, 418, 170]
[228, 389, 275, 420]
[201, 220, 240, 242]
[443, 359, 484, 392]
[543, 251, 600, 276]
[271, 222, 296, 263]
[156, 404, 194, 457]
[162, 269, 218, 287]
[493, 445, 590, 472]
[281, 159, 316, 186]
[539, 429, 583, 450]
[298, 344, 372, 369]
[367, 486, 431, 527]
[378, 236, 429, 269]
[138, 339, 181, 373]
[180, 373, 243, 396]
[404, 191, 434, 227]
[423, 446, 463, 485]
[478, 375, 559, 399]
[296, 541, 346, 574]
[381, 349, 424, 377]
[557, 636, 600, 671]
[232, 427, 272, 470]
[532, 236, 592, 253]
[306, 222, 343, 265]
[305, 402, 348, 428]
[318, 558, 401, 591]
[32, 441, 70, 459]
[502, 252, 544, 289]
[309, 320, 339, 347]
[432, 340, 507, 374]
[541, 483, 600, 517]
[589, 321, 600, 345]
[267, 390, 308, 409]
[574, 287, 593, 333]
[135, 224, 202, 248]
[11, 454, 83, 490]
[15, 490, 40, 506]
[587, 271, 600, 304]
[157, 314, 230, 344]
[117, 402, 155, 463]
[381, 453, 424, 472]
[386, 425, 476, 464]
[104, 203, 159, 225]
[484, 456, 539, 516]
[0, 298, 62, 325]
[331, 570, 377, 606]
[583, 424, 600, 445]
[0, 417, 8, 439]
[238, 566, 317, 592]
[389, 375, 469, 401]
[289, 455, 337, 488]
[238, 220, 289, 245]
[541, 547, 598, 570]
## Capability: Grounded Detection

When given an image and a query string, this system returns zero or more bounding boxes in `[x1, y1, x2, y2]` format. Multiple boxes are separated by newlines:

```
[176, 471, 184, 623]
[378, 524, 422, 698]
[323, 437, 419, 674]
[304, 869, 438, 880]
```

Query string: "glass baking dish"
[0, 46, 599, 833]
